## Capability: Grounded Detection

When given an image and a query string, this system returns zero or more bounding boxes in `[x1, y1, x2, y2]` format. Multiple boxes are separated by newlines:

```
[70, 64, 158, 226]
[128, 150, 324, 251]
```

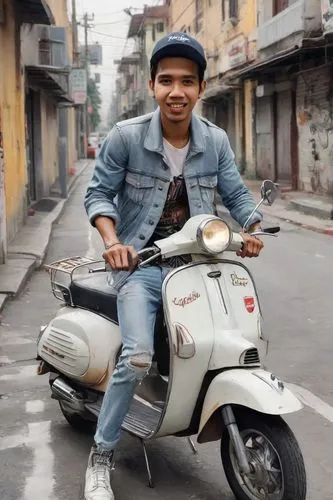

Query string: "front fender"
[197, 369, 302, 444]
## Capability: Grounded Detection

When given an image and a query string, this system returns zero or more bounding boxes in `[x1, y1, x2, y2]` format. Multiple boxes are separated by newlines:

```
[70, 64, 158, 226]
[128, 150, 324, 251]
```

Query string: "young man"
[84, 32, 263, 500]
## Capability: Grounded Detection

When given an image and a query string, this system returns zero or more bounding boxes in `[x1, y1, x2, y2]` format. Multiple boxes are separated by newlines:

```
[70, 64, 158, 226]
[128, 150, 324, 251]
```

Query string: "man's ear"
[149, 80, 155, 95]
[198, 80, 207, 99]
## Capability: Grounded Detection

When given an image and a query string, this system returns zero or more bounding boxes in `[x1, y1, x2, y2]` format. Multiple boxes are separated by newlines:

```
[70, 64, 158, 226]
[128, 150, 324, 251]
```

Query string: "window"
[156, 22, 164, 32]
[195, 0, 203, 33]
[180, 24, 187, 33]
[229, 0, 238, 20]
[273, 0, 289, 15]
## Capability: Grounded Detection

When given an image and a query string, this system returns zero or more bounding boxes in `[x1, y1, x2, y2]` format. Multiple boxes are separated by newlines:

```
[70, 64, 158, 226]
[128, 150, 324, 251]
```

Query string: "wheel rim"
[229, 428, 284, 500]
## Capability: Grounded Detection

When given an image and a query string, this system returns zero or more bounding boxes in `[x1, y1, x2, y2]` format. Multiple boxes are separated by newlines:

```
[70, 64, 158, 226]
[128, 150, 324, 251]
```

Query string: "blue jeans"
[94, 265, 170, 451]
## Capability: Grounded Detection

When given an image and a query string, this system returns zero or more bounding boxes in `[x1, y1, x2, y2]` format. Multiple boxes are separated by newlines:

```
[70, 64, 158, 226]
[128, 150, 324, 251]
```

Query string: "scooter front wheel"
[221, 410, 306, 500]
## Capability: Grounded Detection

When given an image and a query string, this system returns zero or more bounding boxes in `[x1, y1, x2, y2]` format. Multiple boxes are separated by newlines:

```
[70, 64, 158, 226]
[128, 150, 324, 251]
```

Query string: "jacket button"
[153, 203, 159, 208]
[158, 186, 163, 191]
[139, 234, 146, 240]
[149, 220, 154, 225]
[197, 203, 202, 208]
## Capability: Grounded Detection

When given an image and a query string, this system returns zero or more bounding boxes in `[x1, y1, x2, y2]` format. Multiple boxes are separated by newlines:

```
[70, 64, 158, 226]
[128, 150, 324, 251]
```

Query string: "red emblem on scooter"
[244, 296, 255, 313]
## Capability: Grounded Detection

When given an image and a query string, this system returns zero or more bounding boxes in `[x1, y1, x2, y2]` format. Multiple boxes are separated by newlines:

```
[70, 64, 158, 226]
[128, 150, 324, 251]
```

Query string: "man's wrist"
[104, 240, 121, 250]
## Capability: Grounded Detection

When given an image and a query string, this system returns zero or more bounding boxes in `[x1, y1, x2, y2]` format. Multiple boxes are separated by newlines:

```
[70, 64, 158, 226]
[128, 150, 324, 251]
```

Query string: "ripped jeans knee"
[125, 351, 152, 381]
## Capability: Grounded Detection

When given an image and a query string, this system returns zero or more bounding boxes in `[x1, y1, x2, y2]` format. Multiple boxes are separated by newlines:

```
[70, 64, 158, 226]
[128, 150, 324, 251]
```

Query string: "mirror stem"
[243, 198, 264, 232]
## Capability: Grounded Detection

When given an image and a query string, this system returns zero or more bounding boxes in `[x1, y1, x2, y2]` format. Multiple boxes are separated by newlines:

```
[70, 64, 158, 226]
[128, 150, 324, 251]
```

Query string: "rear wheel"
[59, 400, 96, 435]
[221, 411, 306, 500]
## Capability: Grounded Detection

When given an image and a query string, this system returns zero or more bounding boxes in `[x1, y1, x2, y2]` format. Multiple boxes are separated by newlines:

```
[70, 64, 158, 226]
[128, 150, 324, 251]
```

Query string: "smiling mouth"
[167, 103, 187, 110]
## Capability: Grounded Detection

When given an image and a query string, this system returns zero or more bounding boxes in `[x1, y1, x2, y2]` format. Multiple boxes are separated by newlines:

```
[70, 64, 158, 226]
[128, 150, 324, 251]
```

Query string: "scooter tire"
[59, 400, 96, 435]
[221, 410, 306, 500]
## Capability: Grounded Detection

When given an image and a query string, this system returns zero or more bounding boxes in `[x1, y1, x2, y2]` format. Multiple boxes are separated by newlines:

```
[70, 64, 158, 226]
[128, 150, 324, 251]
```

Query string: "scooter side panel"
[156, 263, 216, 437]
[38, 307, 121, 385]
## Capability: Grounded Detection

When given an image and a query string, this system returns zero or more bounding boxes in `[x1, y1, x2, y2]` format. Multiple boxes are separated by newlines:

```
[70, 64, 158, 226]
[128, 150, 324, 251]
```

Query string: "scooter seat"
[70, 273, 119, 323]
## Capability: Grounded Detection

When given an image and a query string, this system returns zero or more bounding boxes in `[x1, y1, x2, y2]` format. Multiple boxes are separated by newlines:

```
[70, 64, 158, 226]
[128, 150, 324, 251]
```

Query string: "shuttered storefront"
[256, 95, 275, 180]
[297, 66, 333, 194]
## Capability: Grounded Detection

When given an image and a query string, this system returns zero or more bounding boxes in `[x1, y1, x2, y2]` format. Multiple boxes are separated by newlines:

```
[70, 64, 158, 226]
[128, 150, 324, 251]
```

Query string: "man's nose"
[169, 83, 185, 97]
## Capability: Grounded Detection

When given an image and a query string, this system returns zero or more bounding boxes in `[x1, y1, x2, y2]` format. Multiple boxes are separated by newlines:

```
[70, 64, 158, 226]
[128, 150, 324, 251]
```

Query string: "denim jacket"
[85, 108, 262, 284]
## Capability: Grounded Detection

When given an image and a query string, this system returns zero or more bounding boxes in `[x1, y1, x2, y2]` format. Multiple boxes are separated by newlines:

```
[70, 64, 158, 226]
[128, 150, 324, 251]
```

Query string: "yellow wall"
[0, 0, 27, 243]
[171, 0, 257, 59]
[0, 0, 77, 251]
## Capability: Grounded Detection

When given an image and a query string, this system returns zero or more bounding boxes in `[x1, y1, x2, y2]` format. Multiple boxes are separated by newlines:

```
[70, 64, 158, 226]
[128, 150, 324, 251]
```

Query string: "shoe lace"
[92, 452, 113, 489]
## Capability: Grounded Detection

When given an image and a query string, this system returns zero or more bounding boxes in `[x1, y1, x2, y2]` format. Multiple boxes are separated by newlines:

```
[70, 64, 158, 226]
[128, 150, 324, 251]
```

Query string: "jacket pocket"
[198, 174, 217, 205]
[125, 172, 155, 204]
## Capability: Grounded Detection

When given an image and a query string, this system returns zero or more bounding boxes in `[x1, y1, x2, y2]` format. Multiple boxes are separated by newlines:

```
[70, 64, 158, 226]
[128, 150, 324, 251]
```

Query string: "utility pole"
[83, 13, 94, 148]
[71, 0, 83, 158]
[71, 0, 79, 66]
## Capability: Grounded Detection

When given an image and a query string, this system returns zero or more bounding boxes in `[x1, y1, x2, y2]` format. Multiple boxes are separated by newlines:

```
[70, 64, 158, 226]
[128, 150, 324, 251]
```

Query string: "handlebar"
[106, 227, 281, 270]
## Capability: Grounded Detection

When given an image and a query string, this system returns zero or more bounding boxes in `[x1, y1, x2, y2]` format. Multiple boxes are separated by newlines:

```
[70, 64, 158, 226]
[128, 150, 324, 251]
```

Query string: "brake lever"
[137, 247, 161, 268]
[250, 231, 278, 237]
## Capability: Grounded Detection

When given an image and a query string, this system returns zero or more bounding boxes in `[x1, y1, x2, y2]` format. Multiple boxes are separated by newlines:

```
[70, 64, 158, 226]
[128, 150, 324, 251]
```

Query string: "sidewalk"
[0, 159, 93, 313]
[244, 179, 333, 236]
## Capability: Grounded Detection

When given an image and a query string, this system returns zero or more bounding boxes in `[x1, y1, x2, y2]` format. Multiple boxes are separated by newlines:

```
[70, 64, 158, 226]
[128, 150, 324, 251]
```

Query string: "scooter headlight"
[197, 218, 231, 254]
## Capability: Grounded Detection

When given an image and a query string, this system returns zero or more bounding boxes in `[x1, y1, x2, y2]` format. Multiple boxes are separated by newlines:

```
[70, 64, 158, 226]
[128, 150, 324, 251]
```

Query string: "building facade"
[233, 0, 333, 194]
[113, 3, 170, 121]
[170, 0, 258, 177]
[0, 0, 76, 264]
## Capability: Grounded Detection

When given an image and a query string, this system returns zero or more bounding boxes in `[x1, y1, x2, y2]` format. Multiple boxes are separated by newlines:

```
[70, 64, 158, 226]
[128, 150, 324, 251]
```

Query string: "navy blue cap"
[150, 32, 207, 74]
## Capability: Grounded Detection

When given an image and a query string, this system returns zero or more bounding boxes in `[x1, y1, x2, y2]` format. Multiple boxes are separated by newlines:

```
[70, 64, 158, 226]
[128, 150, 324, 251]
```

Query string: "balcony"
[17, 0, 54, 25]
[258, 0, 322, 50]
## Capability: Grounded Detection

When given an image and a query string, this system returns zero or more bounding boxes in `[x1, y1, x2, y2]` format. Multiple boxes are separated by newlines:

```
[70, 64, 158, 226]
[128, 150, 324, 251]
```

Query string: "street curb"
[260, 209, 333, 237]
[0, 160, 92, 314]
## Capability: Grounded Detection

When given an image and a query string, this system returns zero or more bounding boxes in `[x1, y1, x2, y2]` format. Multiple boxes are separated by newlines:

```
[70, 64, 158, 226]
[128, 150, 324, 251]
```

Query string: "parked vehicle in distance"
[87, 133, 99, 159]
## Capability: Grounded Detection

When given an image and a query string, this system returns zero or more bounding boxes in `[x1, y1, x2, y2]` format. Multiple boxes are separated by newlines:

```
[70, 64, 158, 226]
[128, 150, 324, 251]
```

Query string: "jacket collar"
[144, 107, 206, 155]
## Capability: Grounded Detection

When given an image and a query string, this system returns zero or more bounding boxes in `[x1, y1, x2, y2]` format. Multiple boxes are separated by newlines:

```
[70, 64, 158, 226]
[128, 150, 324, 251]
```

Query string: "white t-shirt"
[163, 138, 190, 178]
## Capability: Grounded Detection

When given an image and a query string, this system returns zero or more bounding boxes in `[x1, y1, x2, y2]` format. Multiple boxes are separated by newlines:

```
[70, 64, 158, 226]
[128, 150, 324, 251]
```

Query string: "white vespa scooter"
[37, 180, 306, 499]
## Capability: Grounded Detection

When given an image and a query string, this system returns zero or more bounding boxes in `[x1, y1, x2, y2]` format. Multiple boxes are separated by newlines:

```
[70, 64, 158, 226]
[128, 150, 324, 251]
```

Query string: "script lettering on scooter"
[172, 291, 201, 308]
[230, 272, 248, 287]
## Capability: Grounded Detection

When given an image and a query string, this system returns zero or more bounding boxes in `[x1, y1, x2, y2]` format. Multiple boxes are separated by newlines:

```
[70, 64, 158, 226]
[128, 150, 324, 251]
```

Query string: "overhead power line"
[89, 28, 127, 40]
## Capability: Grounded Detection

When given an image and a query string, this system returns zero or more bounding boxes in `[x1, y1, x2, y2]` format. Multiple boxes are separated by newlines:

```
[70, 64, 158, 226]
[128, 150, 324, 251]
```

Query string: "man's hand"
[103, 242, 138, 271]
[237, 233, 264, 258]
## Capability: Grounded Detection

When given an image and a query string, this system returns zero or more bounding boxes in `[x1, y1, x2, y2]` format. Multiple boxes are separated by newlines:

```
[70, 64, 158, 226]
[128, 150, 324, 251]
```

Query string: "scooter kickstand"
[141, 439, 154, 488]
[187, 437, 198, 454]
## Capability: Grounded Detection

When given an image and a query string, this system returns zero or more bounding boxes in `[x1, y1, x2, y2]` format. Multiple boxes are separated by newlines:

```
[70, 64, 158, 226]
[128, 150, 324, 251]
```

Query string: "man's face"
[149, 57, 206, 124]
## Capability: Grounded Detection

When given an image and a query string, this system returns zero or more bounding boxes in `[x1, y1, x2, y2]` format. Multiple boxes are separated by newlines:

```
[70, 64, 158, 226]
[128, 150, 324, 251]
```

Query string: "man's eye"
[183, 79, 195, 85]
[160, 79, 171, 84]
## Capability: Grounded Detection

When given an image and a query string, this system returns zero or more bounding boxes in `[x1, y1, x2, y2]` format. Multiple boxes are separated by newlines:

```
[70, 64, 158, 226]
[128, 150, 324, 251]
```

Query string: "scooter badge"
[244, 296, 255, 313]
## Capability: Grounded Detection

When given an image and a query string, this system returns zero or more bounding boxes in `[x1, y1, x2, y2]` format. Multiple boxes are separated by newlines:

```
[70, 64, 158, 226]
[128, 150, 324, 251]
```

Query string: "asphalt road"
[0, 166, 333, 500]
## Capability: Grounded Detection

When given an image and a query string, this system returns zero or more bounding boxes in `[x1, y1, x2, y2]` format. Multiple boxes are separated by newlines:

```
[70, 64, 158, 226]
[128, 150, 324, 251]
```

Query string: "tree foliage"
[87, 78, 102, 131]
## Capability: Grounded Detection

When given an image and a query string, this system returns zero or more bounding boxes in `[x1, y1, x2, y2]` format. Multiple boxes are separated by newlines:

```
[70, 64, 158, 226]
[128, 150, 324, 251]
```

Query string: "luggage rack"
[45, 256, 106, 304]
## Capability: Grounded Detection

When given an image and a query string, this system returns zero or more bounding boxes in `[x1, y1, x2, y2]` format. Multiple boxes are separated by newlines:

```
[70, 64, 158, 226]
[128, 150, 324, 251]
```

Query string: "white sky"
[75, 0, 165, 126]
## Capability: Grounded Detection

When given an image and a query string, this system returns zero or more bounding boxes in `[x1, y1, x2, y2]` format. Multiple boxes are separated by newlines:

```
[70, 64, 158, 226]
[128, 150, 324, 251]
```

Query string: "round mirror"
[261, 180, 278, 206]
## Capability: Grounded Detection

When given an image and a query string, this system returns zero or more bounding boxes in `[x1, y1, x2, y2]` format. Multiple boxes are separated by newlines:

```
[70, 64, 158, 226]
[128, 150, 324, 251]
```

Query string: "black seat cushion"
[70, 274, 118, 322]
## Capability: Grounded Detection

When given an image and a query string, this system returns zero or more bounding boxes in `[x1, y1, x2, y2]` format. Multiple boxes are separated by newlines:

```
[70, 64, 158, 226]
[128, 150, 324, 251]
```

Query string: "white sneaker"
[84, 445, 115, 500]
